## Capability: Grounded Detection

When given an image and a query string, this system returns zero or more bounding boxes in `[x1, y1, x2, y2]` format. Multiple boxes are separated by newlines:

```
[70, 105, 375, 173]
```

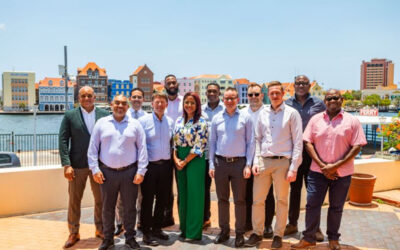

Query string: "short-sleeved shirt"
[173, 116, 208, 157]
[303, 110, 367, 177]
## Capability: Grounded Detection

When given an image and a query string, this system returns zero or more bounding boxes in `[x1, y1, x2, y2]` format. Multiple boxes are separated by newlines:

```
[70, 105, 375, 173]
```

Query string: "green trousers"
[176, 146, 205, 240]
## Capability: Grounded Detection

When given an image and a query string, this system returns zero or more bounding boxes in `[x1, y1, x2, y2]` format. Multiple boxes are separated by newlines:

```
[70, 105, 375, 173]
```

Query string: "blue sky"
[1, 0, 399, 90]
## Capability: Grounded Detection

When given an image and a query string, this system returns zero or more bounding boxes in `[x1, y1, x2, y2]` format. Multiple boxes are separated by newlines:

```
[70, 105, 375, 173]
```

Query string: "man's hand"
[133, 174, 144, 184]
[324, 170, 339, 180]
[64, 166, 75, 181]
[252, 165, 260, 176]
[209, 169, 215, 178]
[321, 163, 338, 176]
[286, 170, 297, 182]
[93, 171, 105, 184]
[243, 166, 251, 179]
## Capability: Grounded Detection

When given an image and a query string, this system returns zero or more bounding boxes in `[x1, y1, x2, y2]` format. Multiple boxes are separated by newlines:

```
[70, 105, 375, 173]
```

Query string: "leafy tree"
[352, 90, 362, 100]
[342, 92, 354, 100]
[363, 94, 381, 106]
[380, 99, 391, 106]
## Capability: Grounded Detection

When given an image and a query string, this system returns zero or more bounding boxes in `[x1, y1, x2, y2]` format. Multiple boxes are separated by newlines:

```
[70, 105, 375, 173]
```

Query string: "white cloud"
[0, 23, 5, 30]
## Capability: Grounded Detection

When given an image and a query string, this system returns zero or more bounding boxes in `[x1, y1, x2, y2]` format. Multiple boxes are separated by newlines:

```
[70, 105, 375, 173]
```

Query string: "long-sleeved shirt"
[209, 108, 255, 170]
[87, 114, 148, 175]
[285, 94, 326, 131]
[201, 101, 225, 159]
[139, 112, 174, 162]
[253, 103, 303, 172]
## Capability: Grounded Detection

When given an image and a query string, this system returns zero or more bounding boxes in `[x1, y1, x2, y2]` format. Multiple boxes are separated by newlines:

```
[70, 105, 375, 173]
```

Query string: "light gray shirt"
[127, 108, 147, 120]
[254, 103, 303, 171]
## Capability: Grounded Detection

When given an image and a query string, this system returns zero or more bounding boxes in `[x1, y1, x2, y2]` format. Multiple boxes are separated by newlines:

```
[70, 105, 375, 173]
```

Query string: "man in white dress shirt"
[245, 81, 303, 249]
[163, 74, 183, 227]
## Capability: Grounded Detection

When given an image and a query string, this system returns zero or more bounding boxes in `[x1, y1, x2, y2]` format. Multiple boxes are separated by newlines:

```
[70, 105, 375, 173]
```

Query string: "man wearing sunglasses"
[241, 83, 275, 239]
[292, 90, 366, 250]
[284, 75, 326, 240]
[88, 94, 148, 250]
[114, 87, 148, 236]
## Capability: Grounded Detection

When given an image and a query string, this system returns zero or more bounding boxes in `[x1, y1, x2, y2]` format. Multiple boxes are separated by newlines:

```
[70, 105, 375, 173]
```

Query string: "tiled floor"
[1, 199, 400, 249]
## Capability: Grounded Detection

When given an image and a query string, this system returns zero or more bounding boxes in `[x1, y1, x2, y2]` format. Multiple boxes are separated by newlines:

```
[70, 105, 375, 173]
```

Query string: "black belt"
[264, 156, 287, 160]
[149, 159, 170, 165]
[216, 155, 245, 163]
[99, 161, 137, 171]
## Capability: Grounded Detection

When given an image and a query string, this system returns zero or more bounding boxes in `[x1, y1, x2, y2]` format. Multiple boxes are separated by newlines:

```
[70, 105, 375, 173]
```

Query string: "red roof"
[38, 77, 75, 87]
[77, 62, 107, 76]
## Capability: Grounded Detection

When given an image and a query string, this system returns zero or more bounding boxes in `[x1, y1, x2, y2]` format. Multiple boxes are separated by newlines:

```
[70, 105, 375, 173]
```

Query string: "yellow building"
[192, 74, 233, 103]
[2, 72, 36, 111]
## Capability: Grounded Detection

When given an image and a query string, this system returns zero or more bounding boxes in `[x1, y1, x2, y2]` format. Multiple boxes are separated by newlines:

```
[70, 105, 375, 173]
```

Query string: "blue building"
[38, 77, 74, 111]
[108, 79, 133, 102]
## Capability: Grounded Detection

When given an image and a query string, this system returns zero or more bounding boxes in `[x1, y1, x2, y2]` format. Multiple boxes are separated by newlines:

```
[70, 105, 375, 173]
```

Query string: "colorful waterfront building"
[76, 62, 108, 103]
[192, 74, 233, 103]
[108, 79, 133, 102]
[129, 64, 153, 102]
[2, 71, 36, 111]
[38, 77, 74, 111]
[360, 58, 395, 90]
[234, 78, 251, 104]
[160, 77, 195, 96]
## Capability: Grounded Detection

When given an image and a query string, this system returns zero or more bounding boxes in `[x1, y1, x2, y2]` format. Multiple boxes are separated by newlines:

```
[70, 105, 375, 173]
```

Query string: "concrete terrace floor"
[1, 191, 400, 250]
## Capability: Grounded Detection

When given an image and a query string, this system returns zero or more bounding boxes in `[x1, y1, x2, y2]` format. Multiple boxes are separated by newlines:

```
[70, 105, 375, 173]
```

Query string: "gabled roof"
[77, 62, 107, 76]
[235, 78, 250, 85]
[38, 77, 75, 87]
[131, 64, 153, 75]
[192, 74, 232, 79]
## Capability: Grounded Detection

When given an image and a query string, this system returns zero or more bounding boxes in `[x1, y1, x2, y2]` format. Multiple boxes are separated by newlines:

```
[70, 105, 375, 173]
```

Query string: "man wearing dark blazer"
[59, 86, 110, 248]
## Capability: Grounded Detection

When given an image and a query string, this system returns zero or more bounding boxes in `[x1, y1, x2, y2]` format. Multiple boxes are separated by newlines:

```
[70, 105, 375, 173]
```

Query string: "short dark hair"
[152, 91, 168, 102]
[130, 87, 144, 97]
[268, 81, 284, 92]
[206, 82, 220, 91]
[225, 87, 238, 94]
[183, 92, 202, 124]
[164, 74, 176, 81]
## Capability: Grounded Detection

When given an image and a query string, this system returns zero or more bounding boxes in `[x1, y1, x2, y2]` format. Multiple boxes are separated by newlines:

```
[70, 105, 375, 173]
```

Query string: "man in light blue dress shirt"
[201, 82, 224, 229]
[88, 95, 148, 250]
[209, 87, 255, 248]
[138, 92, 174, 246]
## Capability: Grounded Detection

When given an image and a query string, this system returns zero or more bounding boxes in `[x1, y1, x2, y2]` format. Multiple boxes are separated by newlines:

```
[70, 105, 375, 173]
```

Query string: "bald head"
[294, 75, 311, 98]
[78, 86, 95, 112]
[325, 89, 341, 97]
[295, 75, 310, 83]
[324, 89, 343, 115]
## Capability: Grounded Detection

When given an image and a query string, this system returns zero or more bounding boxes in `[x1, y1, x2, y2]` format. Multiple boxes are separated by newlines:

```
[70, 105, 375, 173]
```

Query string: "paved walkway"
[1, 198, 400, 250]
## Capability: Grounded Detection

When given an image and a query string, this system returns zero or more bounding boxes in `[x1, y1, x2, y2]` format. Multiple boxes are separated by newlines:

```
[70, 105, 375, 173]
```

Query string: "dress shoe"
[95, 230, 104, 239]
[161, 218, 175, 228]
[98, 239, 114, 250]
[214, 231, 230, 244]
[271, 236, 282, 249]
[263, 225, 274, 239]
[142, 234, 159, 246]
[203, 219, 211, 229]
[291, 238, 316, 249]
[114, 224, 124, 236]
[64, 233, 80, 248]
[284, 224, 298, 236]
[315, 228, 324, 242]
[153, 230, 169, 240]
[329, 240, 340, 250]
[235, 234, 245, 248]
[244, 233, 262, 247]
[125, 238, 141, 250]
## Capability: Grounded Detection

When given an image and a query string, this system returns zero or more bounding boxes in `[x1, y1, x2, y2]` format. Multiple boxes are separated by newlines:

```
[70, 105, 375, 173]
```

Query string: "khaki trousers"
[252, 157, 290, 237]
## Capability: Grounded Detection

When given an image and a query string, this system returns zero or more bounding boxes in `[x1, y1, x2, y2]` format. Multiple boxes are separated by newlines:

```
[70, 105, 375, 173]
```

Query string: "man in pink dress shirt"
[292, 89, 367, 250]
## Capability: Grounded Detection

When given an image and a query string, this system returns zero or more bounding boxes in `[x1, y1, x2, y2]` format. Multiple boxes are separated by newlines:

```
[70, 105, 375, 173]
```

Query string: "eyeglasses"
[294, 81, 310, 86]
[248, 93, 260, 97]
[224, 97, 238, 102]
[114, 101, 128, 106]
[325, 96, 341, 101]
[131, 95, 143, 100]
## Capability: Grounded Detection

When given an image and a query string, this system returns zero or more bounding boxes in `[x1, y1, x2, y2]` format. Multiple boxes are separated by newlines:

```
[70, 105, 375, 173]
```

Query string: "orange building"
[76, 62, 108, 103]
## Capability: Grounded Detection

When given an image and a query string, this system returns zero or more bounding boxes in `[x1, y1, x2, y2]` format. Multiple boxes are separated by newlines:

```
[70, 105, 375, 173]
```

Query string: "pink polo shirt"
[303, 110, 367, 177]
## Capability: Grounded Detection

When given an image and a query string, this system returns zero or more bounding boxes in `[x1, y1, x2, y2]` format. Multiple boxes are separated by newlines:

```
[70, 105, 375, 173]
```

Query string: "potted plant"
[376, 116, 400, 160]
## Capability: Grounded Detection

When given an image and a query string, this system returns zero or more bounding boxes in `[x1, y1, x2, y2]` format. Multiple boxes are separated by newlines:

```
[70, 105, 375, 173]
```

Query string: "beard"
[166, 87, 179, 96]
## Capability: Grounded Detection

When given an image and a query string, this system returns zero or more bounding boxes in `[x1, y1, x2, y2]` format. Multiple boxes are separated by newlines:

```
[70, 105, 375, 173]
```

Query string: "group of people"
[59, 74, 367, 250]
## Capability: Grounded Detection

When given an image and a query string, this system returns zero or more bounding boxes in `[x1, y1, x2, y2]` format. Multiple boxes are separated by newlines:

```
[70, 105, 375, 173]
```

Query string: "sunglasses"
[294, 81, 310, 86]
[248, 93, 260, 97]
[325, 96, 341, 101]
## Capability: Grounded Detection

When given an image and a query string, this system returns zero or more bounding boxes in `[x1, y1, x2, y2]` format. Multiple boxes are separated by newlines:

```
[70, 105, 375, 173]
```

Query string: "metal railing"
[0, 132, 60, 166]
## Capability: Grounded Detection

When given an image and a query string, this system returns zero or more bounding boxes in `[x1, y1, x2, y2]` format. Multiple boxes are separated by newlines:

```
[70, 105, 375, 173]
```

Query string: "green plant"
[378, 118, 400, 150]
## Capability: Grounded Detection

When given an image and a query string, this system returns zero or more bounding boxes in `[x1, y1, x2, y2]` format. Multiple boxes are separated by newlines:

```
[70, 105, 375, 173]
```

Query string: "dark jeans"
[204, 161, 212, 222]
[141, 161, 172, 234]
[246, 175, 275, 228]
[99, 163, 138, 241]
[303, 171, 351, 243]
[288, 149, 311, 226]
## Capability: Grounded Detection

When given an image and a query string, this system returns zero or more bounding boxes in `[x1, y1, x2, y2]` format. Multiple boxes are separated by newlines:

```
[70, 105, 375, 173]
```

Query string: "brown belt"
[216, 155, 245, 163]
[99, 161, 137, 171]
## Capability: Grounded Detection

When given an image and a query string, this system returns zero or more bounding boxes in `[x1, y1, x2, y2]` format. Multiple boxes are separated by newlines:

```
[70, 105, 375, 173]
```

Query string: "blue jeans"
[303, 171, 351, 242]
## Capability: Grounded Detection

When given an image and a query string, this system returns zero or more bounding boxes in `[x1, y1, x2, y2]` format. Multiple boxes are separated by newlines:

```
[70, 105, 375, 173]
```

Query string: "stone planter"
[349, 173, 377, 206]
[375, 151, 400, 161]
